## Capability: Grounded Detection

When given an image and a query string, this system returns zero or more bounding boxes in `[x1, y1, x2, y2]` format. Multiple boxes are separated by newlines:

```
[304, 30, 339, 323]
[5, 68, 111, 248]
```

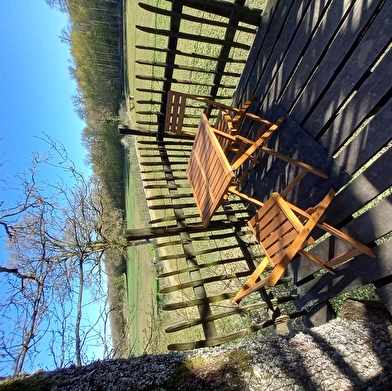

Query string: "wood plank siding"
[233, 0, 392, 314]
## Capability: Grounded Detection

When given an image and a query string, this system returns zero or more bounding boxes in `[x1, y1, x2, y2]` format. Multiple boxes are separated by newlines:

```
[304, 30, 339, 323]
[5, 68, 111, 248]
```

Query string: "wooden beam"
[136, 25, 251, 50]
[158, 255, 259, 277]
[118, 125, 194, 139]
[165, 295, 300, 332]
[135, 59, 241, 77]
[178, 0, 262, 26]
[167, 311, 306, 350]
[139, 2, 257, 33]
[135, 45, 247, 64]
[159, 271, 251, 294]
[135, 74, 236, 89]
[206, 0, 246, 115]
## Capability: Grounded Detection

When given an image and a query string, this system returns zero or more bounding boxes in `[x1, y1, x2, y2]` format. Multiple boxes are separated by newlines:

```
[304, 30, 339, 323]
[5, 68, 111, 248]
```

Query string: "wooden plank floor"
[232, 0, 392, 314]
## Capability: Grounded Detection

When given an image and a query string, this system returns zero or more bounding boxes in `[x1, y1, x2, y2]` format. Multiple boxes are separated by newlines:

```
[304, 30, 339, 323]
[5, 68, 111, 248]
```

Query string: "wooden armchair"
[233, 190, 376, 304]
[211, 112, 328, 196]
[187, 114, 328, 228]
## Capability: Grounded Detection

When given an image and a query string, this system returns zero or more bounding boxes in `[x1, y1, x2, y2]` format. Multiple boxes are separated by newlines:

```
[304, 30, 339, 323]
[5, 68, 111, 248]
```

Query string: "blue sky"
[0, 1, 88, 177]
[0, 1, 106, 375]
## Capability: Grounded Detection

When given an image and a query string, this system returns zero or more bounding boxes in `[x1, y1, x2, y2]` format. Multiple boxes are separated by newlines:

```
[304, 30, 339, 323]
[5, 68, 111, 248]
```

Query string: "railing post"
[158, 0, 184, 140]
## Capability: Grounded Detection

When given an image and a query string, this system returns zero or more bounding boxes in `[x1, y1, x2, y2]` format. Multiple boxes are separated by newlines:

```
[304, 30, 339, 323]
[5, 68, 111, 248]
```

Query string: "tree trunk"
[75, 259, 84, 367]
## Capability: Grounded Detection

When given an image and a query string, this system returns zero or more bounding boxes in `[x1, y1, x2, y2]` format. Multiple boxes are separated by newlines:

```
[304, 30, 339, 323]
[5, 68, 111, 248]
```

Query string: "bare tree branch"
[0, 136, 123, 374]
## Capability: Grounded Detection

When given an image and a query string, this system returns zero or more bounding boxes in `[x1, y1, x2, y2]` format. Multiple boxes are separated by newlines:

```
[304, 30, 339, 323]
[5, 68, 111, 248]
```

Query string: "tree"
[45, 0, 68, 13]
[0, 137, 128, 375]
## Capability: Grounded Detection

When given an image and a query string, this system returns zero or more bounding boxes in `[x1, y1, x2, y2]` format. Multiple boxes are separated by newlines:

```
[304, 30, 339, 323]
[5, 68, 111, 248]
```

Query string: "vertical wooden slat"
[289, 0, 382, 129]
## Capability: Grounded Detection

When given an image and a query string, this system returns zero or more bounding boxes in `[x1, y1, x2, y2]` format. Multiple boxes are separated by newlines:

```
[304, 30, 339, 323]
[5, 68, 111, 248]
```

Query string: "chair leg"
[233, 257, 270, 304]
[233, 276, 269, 304]
[299, 249, 336, 274]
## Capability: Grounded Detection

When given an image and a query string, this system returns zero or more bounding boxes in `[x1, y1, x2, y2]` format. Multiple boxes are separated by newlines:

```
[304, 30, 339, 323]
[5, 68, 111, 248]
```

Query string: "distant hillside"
[65, 0, 125, 208]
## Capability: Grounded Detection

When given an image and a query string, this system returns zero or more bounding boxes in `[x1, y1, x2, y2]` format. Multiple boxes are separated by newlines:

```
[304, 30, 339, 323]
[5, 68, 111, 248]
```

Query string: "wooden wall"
[233, 0, 392, 314]
[129, 0, 261, 137]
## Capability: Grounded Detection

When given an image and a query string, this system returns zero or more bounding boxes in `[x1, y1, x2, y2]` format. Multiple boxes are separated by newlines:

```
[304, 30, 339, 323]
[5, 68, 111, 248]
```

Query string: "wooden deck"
[233, 0, 392, 317]
[123, 0, 392, 350]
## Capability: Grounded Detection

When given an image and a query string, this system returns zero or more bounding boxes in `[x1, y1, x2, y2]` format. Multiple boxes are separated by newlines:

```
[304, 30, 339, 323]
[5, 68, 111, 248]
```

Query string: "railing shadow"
[232, 0, 392, 385]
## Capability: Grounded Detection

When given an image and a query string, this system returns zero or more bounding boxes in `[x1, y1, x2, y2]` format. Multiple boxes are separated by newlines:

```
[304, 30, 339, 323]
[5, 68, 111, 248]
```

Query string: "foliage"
[49, 0, 126, 210]
[44, 0, 133, 364]
[66, 0, 123, 111]
[330, 283, 380, 313]
[0, 137, 132, 375]
[45, 0, 67, 13]
[81, 108, 124, 209]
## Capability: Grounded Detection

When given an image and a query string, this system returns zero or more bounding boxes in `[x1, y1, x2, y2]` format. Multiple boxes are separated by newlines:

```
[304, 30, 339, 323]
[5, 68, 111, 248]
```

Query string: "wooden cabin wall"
[233, 0, 392, 314]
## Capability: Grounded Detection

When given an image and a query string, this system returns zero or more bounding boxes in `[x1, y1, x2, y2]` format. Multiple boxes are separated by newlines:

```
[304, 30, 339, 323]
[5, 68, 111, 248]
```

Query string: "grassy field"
[123, 145, 158, 355]
[124, 0, 261, 130]
[122, 0, 303, 353]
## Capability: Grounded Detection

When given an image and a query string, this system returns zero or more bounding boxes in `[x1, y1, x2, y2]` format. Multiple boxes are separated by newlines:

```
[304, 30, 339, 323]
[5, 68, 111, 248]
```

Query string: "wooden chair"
[164, 91, 255, 136]
[233, 190, 376, 304]
[211, 112, 328, 196]
[187, 114, 328, 228]
[213, 109, 285, 181]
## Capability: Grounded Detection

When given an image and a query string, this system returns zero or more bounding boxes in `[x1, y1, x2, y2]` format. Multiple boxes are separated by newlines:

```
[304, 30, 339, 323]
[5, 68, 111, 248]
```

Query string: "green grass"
[123, 146, 157, 355]
[124, 0, 260, 130]
[330, 284, 380, 314]
[120, 0, 386, 351]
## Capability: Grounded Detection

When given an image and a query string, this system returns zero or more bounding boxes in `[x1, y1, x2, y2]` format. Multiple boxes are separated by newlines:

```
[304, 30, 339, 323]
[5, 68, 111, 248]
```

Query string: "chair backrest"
[234, 191, 334, 303]
[250, 191, 337, 286]
[165, 91, 187, 135]
[248, 192, 306, 266]
[165, 92, 255, 136]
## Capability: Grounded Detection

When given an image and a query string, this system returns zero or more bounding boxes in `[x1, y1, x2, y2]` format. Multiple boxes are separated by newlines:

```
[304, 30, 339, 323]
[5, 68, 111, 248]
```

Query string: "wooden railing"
[121, 0, 392, 351]
[128, 0, 261, 137]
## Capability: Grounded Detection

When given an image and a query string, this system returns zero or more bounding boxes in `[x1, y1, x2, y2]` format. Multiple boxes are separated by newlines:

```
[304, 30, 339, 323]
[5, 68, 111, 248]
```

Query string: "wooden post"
[206, 0, 247, 117]
[139, 2, 257, 33]
[136, 25, 251, 50]
[136, 45, 247, 64]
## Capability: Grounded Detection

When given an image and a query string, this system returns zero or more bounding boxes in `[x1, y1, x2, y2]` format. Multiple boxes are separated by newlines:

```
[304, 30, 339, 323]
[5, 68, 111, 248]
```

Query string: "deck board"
[307, 1, 392, 144]
[289, 0, 382, 130]
[254, 0, 313, 115]
[318, 46, 392, 154]
[293, 239, 392, 309]
[235, 0, 291, 107]
[322, 147, 392, 227]
[334, 97, 392, 174]
[261, 0, 330, 114]
[279, 0, 356, 112]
